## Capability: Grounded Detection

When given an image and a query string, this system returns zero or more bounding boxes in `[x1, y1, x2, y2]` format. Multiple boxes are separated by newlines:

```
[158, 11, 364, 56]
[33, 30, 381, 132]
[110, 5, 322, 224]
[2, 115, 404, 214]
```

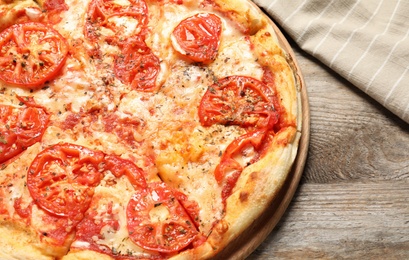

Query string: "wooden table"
[247, 37, 409, 259]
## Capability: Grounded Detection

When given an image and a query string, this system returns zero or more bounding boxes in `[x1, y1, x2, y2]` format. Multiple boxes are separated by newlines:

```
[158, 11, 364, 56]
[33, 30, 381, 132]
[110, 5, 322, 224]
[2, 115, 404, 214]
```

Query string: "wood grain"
[249, 183, 409, 259]
[247, 38, 409, 259]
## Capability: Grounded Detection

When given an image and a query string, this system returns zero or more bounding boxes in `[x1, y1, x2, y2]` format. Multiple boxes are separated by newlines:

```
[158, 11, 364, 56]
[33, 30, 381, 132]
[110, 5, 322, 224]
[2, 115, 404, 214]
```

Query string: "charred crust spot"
[250, 171, 259, 180]
[239, 191, 249, 203]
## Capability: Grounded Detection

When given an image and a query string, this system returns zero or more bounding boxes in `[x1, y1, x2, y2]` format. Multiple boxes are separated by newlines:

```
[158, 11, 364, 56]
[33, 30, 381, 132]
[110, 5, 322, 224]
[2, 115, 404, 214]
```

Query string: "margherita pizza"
[0, 0, 302, 259]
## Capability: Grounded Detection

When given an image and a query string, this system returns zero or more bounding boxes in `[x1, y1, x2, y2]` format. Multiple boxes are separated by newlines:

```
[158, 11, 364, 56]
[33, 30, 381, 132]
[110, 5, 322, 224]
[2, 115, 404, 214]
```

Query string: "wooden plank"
[249, 182, 409, 259]
[294, 45, 409, 183]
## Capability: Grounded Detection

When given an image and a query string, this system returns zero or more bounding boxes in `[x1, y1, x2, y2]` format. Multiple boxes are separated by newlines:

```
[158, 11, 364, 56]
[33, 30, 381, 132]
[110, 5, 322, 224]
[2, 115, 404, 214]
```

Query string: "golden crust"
[250, 27, 298, 125]
[62, 250, 114, 260]
[213, 0, 266, 34]
[0, 220, 68, 260]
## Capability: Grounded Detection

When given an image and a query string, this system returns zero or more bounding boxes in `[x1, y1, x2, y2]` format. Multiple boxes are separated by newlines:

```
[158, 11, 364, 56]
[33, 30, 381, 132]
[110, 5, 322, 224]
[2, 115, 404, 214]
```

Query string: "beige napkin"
[253, 0, 409, 124]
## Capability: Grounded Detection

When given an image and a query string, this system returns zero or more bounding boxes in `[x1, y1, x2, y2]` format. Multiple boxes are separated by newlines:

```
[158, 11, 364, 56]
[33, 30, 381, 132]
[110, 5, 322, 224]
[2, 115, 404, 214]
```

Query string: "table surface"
[247, 36, 409, 259]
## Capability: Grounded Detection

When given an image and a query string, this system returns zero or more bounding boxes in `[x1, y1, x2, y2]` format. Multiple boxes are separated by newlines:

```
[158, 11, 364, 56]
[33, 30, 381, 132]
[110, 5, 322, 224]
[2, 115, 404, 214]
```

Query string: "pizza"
[0, 0, 302, 259]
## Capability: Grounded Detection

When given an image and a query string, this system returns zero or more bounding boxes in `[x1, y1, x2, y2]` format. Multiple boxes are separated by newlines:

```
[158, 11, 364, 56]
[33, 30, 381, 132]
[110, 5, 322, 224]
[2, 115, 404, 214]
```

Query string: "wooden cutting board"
[214, 5, 311, 259]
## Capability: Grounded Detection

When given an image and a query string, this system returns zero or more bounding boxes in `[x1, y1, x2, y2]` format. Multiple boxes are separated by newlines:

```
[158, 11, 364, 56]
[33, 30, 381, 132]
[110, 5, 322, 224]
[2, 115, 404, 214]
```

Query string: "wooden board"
[213, 6, 311, 259]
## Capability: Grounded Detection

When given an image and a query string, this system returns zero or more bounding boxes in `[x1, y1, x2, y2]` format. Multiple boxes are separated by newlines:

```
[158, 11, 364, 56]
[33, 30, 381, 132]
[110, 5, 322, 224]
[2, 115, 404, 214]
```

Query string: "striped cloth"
[253, 0, 409, 124]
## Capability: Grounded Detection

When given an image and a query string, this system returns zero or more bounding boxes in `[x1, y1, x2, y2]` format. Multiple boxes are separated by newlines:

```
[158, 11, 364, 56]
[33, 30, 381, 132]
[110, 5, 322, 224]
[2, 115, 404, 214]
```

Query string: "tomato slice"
[199, 76, 279, 129]
[114, 36, 160, 91]
[85, 0, 148, 40]
[126, 182, 199, 253]
[73, 198, 122, 256]
[103, 154, 147, 189]
[43, 0, 69, 24]
[199, 76, 281, 201]
[43, 0, 68, 13]
[0, 101, 49, 164]
[0, 22, 68, 87]
[214, 130, 268, 201]
[172, 13, 222, 63]
[27, 143, 105, 218]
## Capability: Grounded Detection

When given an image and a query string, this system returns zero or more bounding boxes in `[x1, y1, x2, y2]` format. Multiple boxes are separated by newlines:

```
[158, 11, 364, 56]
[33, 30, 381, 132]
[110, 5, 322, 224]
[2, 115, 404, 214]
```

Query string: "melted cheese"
[59, 0, 90, 39]
[108, 16, 142, 37]
[113, 0, 131, 6]
[149, 204, 170, 223]
[74, 176, 158, 258]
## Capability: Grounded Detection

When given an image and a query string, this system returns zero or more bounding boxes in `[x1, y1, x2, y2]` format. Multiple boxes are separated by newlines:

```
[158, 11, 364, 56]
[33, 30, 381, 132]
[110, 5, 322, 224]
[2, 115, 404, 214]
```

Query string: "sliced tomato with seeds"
[0, 22, 68, 87]
[172, 13, 222, 63]
[27, 143, 105, 218]
[0, 101, 49, 164]
[199, 75, 279, 129]
[126, 182, 199, 253]
[173, 189, 202, 229]
[114, 36, 160, 91]
[0, 131, 19, 164]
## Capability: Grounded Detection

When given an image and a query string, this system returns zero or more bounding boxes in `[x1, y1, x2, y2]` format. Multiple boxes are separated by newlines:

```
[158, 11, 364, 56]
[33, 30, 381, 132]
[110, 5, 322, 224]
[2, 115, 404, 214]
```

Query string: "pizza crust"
[250, 27, 299, 125]
[212, 0, 266, 35]
[62, 250, 114, 260]
[0, 220, 69, 260]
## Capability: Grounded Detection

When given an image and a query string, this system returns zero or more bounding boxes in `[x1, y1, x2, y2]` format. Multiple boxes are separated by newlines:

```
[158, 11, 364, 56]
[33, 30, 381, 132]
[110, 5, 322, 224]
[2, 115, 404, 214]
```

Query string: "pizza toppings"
[25, 143, 204, 253]
[43, 0, 68, 24]
[43, 0, 68, 13]
[199, 75, 279, 129]
[27, 143, 105, 219]
[126, 182, 199, 253]
[199, 76, 280, 200]
[103, 154, 147, 189]
[84, 0, 160, 91]
[85, 0, 148, 41]
[26, 143, 152, 218]
[73, 197, 123, 257]
[172, 13, 222, 64]
[114, 36, 161, 91]
[0, 22, 68, 88]
[215, 129, 268, 201]
[0, 99, 49, 164]
[103, 113, 144, 148]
